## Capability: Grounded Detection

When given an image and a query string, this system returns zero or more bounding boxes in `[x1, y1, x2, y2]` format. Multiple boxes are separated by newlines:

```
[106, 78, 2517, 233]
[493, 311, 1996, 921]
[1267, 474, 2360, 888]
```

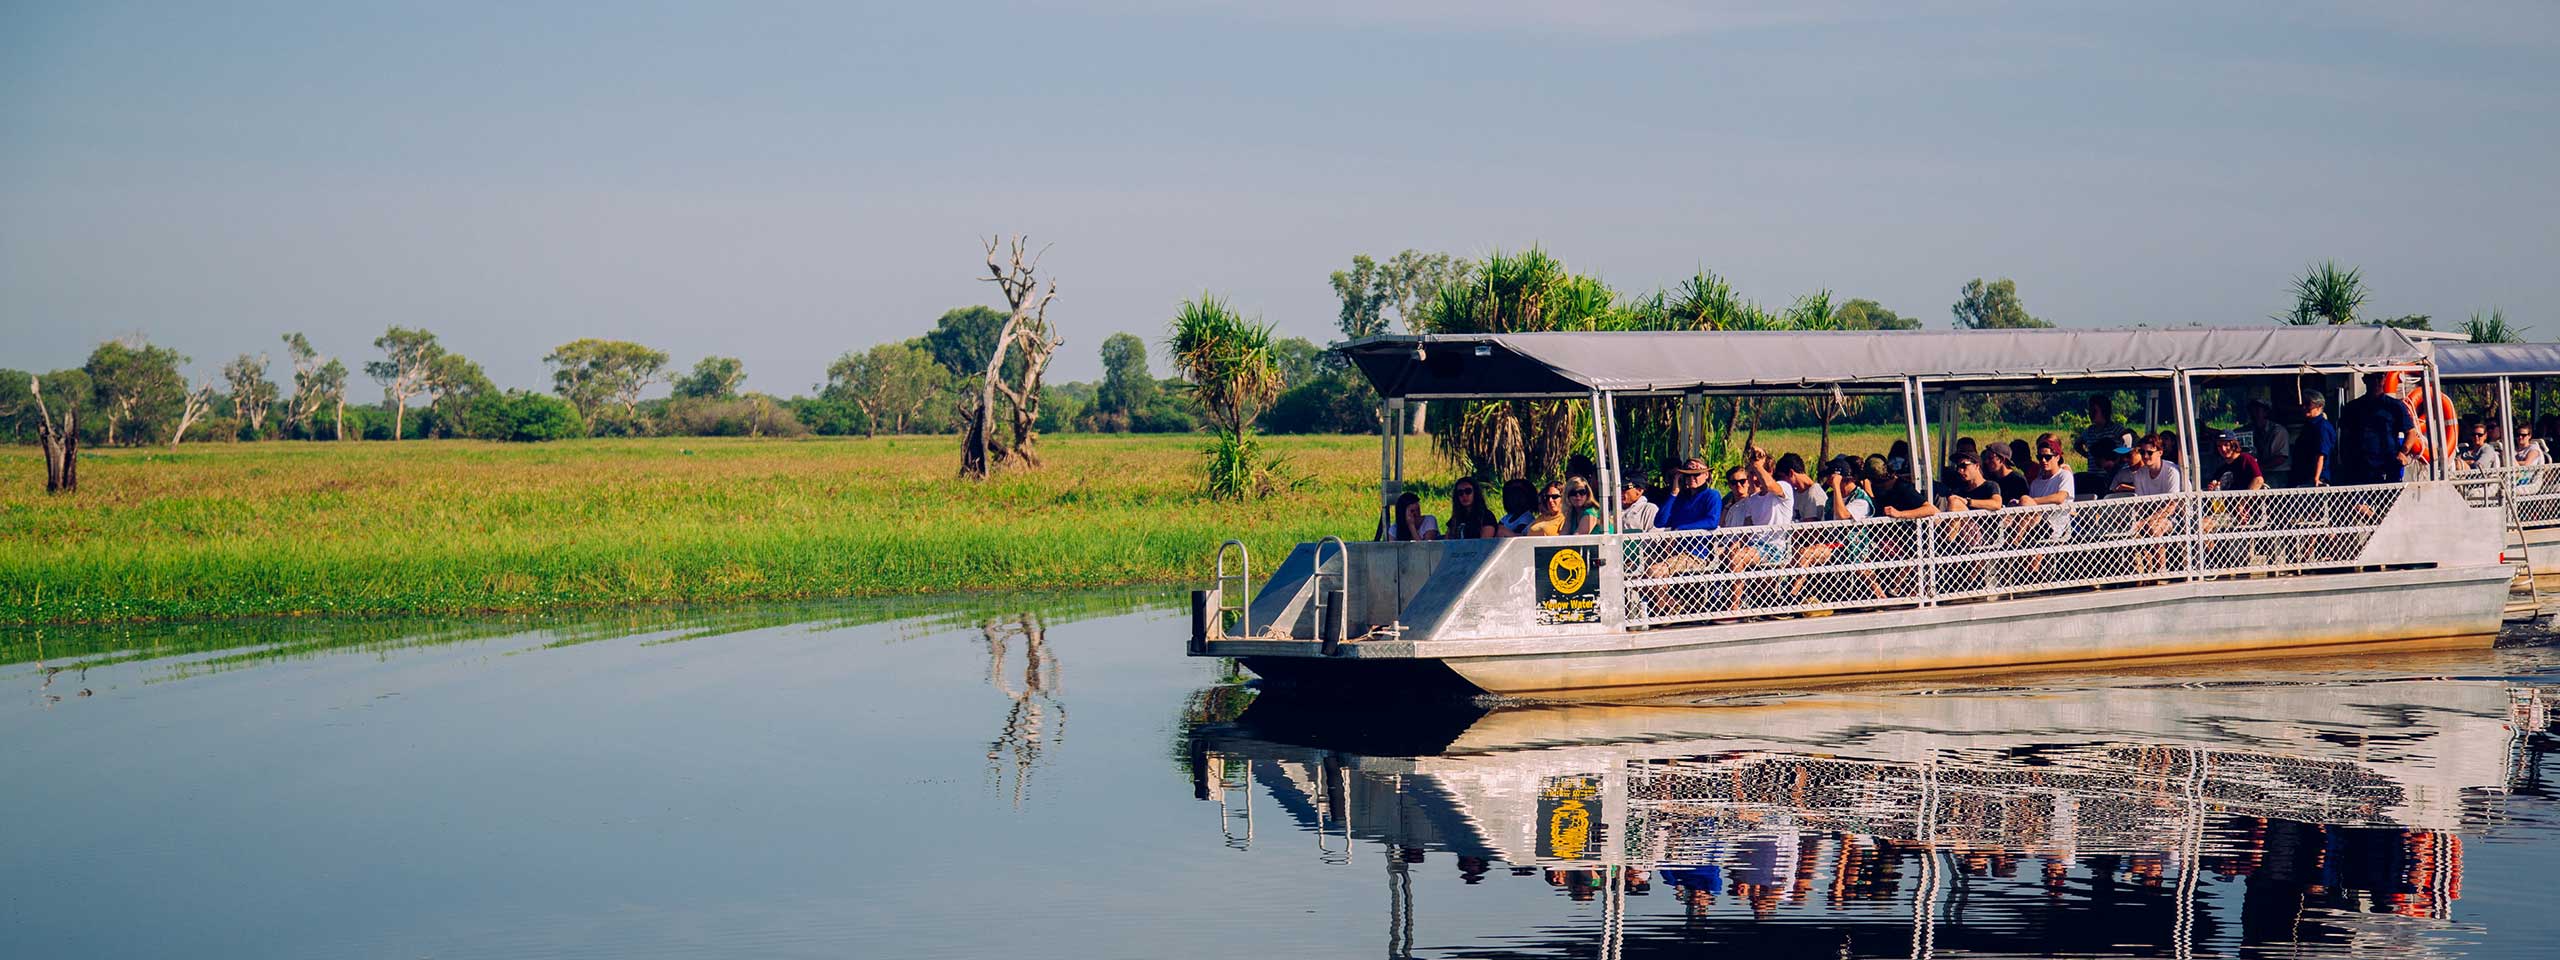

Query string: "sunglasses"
[1542, 493, 1563, 501]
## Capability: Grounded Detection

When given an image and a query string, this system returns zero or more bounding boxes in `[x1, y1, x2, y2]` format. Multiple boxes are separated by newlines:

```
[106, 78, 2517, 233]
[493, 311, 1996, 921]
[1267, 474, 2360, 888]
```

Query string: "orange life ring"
[2395, 382, 2456, 461]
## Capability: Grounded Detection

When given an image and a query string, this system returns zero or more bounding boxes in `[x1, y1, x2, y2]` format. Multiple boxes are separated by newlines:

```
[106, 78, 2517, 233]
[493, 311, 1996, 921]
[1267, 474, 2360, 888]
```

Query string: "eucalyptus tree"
[84, 337, 186, 445]
[673, 356, 746, 400]
[1952, 278, 2051, 329]
[169, 381, 217, 447]
[827, 342, 948, 437]
[545, 338, 669, 434]
[366, 326, 446, 440]
[222, 353, 278, 436]
[1168, 295, 1283, 499]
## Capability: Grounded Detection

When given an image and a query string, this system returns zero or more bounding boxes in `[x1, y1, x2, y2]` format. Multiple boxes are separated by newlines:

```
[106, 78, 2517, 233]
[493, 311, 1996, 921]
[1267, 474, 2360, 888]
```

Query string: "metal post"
[1938, 387, 1959, 466]
[2171, 373, 2200, 489]
[2422, 363, 2449, 481]
[2145, 387, 2159, 438]
[2501, 376, 2518, 467]
[1589, 390, 1612, 534]
[1677, 391, 1700, 463]
[1910, 378, 1935, 500]
[1379, 396, 1397, 539]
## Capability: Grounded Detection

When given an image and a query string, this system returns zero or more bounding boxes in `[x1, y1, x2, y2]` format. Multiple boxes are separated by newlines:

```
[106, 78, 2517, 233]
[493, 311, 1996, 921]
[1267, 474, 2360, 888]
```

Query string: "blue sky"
[3, 1, 2555, 392]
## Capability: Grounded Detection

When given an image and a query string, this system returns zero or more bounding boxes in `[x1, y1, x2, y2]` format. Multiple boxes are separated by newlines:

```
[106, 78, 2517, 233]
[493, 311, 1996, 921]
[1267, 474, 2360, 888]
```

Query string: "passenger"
[2118, 437, 2184, 496]
[2338, 373, 2415, 484]
[2517, 422, 2550, 467]
[1983, 447, 2030, 506]
[1618, 476, 1659, 533]
[1566, 454, 1600, 492]
[2024, 435, 2077, 545]
[2204, 429, 2264, 490]
[1942, 454, 2002, 512]
[2291, 394, 2335, 487]
[1562, 478, 1603, 535]
[1720, 466, 1749, 526]
[1498, 478, 1538, 536]
[1723, 449, 1794, 609]
[2247, 399, 2293, 485]
[1886, 440, 1913, 477]
[1787, 456, 1874, 602]
[1525, 482, 1569, 536]
[2008, 438, 2031, 473]
[1445, 478, 1500, 539]
[1875, 457, 1938, 520]
[2456, 417, 2505, 471]
[2156, 429, 2181, 466]
[2120, 439, 2183, 576]
[2077, 395, 2123, 462]
[1385, 490, 1441, 541]
[1776, 453, 1828, 522]
[1641, 458, 1725, 614]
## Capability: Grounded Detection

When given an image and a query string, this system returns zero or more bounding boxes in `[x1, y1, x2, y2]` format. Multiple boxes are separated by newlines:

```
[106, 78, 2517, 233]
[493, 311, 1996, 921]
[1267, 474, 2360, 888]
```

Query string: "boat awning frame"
[1340, 328, 2434, 400]
[2433, 342, 2560, 381]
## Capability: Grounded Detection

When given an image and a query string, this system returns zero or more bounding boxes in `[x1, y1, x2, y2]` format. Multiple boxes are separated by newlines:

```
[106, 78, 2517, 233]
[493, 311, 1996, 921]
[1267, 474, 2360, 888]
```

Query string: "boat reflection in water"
[1186, 661, 2557, 958]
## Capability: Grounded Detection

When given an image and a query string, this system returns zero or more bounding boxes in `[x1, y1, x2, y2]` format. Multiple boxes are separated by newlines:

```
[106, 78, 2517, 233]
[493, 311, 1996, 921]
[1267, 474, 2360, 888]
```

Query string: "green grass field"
[0, 425, 2056, 625]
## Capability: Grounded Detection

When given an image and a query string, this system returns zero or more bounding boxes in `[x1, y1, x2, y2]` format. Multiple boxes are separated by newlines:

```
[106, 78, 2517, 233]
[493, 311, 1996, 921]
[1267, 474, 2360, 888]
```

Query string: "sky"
[3, 1, 2556, 395]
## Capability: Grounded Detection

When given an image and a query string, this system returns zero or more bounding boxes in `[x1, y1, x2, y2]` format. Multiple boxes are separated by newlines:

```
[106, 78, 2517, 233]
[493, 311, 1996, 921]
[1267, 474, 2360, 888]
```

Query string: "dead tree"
[962, 236, 1060, 479]
[169, 382, 215, 448]
[31, 375, 78, 493]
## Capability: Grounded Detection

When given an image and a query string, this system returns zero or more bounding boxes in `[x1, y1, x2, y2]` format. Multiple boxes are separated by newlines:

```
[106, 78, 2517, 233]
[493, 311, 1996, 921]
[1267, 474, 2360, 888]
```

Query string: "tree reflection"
[981, 613, 1064, 808]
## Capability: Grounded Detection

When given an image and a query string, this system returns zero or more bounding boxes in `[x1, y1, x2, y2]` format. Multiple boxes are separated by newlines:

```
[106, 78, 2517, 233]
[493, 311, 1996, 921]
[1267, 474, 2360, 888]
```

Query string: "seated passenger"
[1941, 454, 2002, 512]
[1525, 482, 1569, 536]
[1983, 447, 2029, 506]
[2025, 435, 2076, 529]
[2118, 437, 2184, 496]
[1497, 478, 1538, 536]
[1562, 478, 1602, 535]
[2204, 429, 2265, 490]
[1640, 459, 1725, 614]
[1875, 458, 1937, 520]
[2518, 422, 2550, 468]
[1384, 490, 1440, 541]
[2456, 417, 2504, 471]
[1723, 450, 1794, 609]
[1618, 476, 1658, 533]
[1445, 478, 1500, 539]
[1776, 453, 1828, 522]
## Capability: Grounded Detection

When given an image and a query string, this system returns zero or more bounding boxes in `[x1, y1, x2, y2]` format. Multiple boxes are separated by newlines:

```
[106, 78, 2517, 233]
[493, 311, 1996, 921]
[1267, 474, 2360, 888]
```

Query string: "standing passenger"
[2291, 394, 2336, 487]
[2248, 399, 2293, 486]
[2338, 374, 2415, 484]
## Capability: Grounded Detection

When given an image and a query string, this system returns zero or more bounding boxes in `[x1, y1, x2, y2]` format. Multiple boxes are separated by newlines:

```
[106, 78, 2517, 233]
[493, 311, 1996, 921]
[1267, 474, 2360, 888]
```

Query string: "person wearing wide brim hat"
[1637, 457, 1726, 618]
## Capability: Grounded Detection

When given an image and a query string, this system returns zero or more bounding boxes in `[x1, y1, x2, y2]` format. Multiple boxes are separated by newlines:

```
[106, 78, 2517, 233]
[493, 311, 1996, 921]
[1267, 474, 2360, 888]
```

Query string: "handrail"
[1213, 539, 1251, 639]
[1619, 481, 2461, 628]
[1313, 535, 1349, 650]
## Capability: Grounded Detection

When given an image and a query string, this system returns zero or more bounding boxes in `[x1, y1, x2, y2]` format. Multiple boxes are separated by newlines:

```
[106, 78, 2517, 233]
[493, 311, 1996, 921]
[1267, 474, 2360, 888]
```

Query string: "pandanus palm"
[1169, 295, 1283, 499]
[2277, 261, 2368, 326]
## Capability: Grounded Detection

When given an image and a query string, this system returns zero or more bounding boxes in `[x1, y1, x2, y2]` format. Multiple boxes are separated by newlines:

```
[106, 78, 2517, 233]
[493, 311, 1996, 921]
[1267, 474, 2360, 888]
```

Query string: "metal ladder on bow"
[2501, 484, 2546, 619]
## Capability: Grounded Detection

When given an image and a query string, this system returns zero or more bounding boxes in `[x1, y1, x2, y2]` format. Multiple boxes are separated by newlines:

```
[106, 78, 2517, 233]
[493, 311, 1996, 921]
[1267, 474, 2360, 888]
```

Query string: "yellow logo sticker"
[1546, 547, 1588, 594]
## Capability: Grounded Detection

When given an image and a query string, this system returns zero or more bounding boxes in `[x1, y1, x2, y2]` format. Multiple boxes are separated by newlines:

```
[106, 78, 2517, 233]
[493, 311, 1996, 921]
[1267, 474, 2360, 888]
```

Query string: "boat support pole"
[1590, 389, 1613, 534]
[1907, 378, 1933, 500]
[2423, 361, 2449, 481]
[2501, 376, 2518, 468]
[2173, 371, 2201, 581]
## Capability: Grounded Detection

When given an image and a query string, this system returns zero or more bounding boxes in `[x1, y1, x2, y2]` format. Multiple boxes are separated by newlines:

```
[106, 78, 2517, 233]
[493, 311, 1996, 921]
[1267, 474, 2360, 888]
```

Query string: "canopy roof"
[1341, 327, 2431, 398]
[2435, 342, 2560, 380]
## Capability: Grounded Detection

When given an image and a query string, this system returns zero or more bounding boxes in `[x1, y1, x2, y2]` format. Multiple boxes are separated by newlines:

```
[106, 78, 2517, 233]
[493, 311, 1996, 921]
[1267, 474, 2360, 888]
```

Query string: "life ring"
[2394, 381, 2456, 461]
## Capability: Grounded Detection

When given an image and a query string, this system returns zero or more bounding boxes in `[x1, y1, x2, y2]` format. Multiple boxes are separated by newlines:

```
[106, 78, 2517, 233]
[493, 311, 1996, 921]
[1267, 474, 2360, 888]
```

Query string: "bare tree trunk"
[170, 383, 214, 448]
[31, 376, 78, 494]
[966, 235, 1059, 479]
[335, 397, 346, 441]
[392, 399, 406, 440]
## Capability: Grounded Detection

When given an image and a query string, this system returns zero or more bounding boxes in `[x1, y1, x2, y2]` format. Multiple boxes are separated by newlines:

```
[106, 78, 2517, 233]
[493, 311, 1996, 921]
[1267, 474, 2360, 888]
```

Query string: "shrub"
[465, 391, 586, 442]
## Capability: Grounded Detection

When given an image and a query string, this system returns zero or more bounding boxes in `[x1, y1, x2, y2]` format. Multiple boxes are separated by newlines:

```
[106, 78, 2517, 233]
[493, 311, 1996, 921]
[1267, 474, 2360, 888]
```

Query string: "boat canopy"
[2435, 342, 2560, 380]
[1341, 327, 2432, 399]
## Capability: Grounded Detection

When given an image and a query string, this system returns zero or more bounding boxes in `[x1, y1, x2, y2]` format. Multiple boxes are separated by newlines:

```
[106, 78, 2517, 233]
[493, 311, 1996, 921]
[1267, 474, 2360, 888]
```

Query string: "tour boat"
[1188, 328, 2517, 698]
[2435, 341, 2560, 591]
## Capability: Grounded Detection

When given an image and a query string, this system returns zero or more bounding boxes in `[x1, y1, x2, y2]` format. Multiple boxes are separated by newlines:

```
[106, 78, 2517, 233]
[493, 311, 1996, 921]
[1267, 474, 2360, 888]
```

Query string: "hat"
[2039, 436, 2067, 458]
[1983, 446, 2011, 465]
[2204, 427, 2234, 445]
[1673, 458, 1711, 477]
[1622, 475, 1652, 490]
[2111, 434, 2135, 455]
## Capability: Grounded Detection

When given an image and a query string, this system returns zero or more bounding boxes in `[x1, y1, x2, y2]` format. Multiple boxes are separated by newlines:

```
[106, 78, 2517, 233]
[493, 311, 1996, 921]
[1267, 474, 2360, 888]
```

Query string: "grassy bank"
[0, 426, 2052, 625]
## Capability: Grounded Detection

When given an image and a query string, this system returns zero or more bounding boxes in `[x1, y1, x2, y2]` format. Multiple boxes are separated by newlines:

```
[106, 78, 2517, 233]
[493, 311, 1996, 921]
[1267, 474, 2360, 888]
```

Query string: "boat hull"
[1218, 565, 2508, 699]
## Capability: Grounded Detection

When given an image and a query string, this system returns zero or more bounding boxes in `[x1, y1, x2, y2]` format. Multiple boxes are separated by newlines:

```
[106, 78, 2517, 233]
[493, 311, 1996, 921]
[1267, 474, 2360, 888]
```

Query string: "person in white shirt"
[1776, 452, 1829, 522]
[2120, 440, 2182, 576]
[1617, 477, 1658, 533]
[2515, 423, 2550, 467]
[2456, 418, 2506, 471]
[1723, 449, 1793, 610]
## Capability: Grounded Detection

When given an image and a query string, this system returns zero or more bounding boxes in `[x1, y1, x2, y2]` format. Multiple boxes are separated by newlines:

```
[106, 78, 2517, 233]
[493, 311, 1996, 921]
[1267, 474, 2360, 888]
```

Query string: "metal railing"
[2453, 464, 2560, 529]
[1621, 484, 2411, 628]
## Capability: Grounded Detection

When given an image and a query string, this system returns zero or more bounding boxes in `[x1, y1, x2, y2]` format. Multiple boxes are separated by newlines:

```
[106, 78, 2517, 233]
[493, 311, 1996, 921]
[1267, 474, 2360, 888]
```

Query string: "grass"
[0, 426, 2061, 626]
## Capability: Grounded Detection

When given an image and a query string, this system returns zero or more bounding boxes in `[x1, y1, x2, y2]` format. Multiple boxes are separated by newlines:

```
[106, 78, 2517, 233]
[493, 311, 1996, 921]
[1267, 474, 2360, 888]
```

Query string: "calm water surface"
[7, 594, 2560, 958]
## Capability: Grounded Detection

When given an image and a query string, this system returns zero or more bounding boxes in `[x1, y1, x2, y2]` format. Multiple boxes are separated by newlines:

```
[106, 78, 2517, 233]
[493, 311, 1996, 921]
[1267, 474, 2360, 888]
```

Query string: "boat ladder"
[2500, 491, 2546, 620]
[1311, 536, 1350, 652]
[1213, 539, 1252, 638]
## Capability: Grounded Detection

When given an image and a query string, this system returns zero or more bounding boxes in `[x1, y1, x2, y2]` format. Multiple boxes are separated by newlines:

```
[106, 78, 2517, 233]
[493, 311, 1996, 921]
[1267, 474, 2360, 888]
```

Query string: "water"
[7, 595, 2560, 958]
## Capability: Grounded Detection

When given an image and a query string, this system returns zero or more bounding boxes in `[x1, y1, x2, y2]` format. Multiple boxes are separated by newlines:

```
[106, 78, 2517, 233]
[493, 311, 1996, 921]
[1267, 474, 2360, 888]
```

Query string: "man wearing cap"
[1618, 476, 1659, 533]
[2291, 393, 2335, 487]
[2205, 430, 2265, 491]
